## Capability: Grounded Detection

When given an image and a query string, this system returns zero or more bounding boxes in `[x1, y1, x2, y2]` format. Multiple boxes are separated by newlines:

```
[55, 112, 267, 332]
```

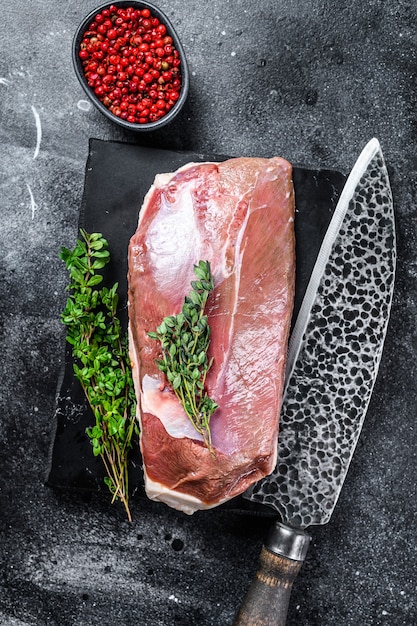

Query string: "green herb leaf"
[60, 231, 138, 521]
[148, 260, 218, 456]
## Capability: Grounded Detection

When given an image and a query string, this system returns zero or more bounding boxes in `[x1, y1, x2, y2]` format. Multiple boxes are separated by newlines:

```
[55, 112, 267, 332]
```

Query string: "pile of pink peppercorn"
[78, 4, 182, 124]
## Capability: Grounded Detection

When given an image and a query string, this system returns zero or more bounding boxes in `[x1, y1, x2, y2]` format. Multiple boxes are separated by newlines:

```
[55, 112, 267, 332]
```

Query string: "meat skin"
[128, 157, 295, 514]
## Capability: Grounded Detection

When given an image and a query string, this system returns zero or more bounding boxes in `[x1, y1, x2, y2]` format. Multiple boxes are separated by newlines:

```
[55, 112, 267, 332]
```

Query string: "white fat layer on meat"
[144, 470, 230, 515]
[152, 162, 202, 187]
[141, 162, 214, 296]
[146, 184, 203, 294]
[129, 327, 205, 443]
[141, 374, 204, 441]
[153, 171, 175, 187]
[142, 161, 239, 296]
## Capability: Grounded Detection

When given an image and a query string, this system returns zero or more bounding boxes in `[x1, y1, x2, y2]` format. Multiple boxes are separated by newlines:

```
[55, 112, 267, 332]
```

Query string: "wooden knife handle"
[233, 522, 310, 626]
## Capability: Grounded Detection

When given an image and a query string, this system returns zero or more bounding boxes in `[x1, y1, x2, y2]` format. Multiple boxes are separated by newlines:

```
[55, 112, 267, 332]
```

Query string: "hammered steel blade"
[246, 138, 396, 528]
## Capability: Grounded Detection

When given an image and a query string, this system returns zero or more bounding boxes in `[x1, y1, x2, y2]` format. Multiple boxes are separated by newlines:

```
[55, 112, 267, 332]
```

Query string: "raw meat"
[128, 157, 295, 514]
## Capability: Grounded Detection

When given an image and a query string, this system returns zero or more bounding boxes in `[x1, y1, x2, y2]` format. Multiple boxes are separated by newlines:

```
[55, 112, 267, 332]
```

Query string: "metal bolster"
[266, 521, 311, 562]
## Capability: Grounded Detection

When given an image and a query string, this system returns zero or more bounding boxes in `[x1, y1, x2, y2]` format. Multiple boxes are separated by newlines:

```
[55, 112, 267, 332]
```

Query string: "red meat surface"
[128, 157, 295, 513]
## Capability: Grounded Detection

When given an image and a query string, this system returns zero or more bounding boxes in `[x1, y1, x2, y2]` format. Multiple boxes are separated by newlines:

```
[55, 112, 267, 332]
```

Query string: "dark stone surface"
[1, 2, 416, 625]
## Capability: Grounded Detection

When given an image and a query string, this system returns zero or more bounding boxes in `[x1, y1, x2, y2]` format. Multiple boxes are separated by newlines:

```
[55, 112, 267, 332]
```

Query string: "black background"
[1, 2, 416, 625]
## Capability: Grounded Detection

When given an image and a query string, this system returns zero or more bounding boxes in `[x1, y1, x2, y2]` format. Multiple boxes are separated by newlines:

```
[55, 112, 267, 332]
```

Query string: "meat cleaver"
[234, 138, 396, 625]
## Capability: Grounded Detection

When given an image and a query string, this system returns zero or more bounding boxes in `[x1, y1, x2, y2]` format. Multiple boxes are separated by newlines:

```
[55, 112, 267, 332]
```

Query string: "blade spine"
[284, 138, 381, 396]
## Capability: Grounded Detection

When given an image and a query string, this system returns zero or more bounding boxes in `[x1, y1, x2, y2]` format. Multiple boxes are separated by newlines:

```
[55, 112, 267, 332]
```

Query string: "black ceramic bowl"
[72, 1, 189, 131]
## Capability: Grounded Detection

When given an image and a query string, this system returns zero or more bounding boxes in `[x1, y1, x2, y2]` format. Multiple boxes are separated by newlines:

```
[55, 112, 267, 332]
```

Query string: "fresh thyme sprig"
[148, 260, 218, 456]
[59, 230, 138, 521]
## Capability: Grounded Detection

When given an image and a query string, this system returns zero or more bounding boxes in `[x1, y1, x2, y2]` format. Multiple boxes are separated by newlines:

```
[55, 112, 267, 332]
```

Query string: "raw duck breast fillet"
[128, 157, 295, 514]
